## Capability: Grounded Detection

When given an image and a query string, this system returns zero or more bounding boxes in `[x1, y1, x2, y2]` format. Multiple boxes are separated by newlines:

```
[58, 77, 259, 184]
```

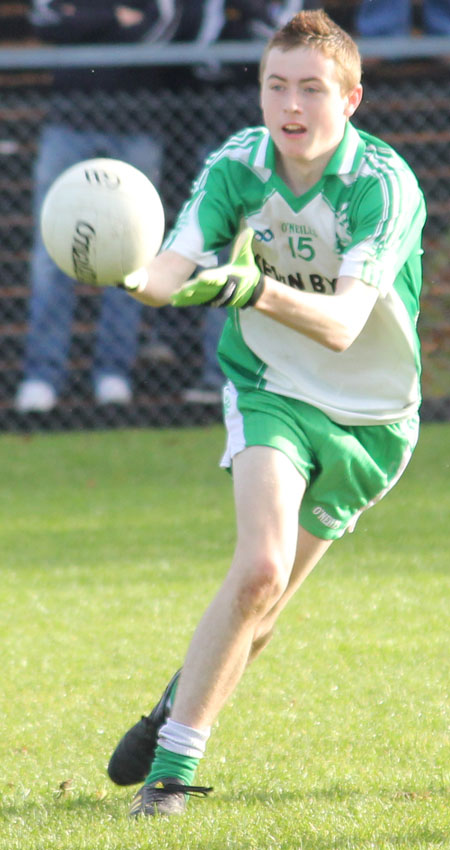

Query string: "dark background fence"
[0, 5, 449, 431]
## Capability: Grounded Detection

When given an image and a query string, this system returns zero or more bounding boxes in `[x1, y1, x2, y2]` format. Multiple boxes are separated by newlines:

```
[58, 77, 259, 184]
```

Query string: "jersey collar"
[323, 122, 365, 177]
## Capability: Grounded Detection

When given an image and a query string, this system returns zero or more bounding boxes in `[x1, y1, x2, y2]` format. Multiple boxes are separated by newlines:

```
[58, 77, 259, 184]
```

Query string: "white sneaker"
[15, 379, 57, 412]
[181, 383, 223, 404]
[95, 375, 132, 405]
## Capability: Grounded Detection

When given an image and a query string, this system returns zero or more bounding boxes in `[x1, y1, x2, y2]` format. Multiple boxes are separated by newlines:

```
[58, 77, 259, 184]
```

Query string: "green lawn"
[0, 423, 448, 850]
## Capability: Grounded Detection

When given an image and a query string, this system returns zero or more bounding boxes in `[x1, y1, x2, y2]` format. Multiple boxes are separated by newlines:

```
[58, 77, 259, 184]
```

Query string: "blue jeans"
[24, 124, 164, 392]
[356, 0, 450, 35]
[202, 308, 225, 387]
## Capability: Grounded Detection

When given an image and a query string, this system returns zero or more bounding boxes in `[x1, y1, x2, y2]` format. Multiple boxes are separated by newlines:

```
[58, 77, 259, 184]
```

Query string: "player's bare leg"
[170, 445, 308, 729]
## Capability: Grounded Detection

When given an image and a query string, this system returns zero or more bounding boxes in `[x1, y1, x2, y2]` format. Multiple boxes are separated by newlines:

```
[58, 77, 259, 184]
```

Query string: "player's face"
[261, 46, 362, 172]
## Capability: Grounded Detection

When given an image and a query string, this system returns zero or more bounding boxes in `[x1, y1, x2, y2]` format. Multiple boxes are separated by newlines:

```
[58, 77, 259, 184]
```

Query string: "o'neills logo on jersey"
[72, 220, 97, 284]
[313, 506, 341, 530]
[281, 222, 318, 237]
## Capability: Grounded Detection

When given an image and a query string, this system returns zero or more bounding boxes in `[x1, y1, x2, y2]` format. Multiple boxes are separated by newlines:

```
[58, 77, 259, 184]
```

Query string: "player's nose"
[283, 91, 303, 114]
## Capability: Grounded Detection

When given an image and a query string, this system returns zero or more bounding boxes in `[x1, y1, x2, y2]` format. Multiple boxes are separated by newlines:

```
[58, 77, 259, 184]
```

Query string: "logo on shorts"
[313, 506, 341, 530]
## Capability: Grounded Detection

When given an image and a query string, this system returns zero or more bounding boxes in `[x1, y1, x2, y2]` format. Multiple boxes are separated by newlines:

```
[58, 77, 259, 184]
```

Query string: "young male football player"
[107, 9, 426, 817]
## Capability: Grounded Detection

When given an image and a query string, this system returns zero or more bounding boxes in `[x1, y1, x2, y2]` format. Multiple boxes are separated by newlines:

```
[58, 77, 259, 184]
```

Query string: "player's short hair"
[260, 9, 361, 93]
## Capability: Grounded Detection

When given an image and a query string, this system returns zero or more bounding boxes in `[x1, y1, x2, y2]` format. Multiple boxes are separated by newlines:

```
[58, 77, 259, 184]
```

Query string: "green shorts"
[220, 382, 419, 540]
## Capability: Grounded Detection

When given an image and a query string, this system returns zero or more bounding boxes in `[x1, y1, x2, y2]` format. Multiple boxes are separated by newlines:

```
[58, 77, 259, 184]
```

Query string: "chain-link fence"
[0, 58, 449, 432]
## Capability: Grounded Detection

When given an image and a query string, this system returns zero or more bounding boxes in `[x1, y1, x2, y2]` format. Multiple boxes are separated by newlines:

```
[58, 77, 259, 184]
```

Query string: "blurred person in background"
[16, 0, 230, 412]
[355, 0, 450, 36]
[15, 1, 173, 411]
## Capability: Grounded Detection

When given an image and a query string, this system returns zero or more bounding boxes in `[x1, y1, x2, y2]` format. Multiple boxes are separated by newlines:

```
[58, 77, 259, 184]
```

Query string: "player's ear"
[344, 84, 363, 119]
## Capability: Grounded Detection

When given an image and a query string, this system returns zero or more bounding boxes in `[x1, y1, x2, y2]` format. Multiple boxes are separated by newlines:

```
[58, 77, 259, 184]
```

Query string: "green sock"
[146, 672, 201, 787]
[145, 744, 199, 787]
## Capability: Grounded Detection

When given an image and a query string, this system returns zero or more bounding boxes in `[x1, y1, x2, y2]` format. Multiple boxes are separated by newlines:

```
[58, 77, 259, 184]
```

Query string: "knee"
[232, 556, 287, 621]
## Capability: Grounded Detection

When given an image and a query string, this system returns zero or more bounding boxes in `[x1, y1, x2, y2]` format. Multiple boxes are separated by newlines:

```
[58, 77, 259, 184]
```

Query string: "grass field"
[0, 422, 449, 850]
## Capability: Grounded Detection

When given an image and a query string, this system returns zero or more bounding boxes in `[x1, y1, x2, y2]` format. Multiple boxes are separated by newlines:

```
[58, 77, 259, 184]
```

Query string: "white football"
[40, 157, 165, 285]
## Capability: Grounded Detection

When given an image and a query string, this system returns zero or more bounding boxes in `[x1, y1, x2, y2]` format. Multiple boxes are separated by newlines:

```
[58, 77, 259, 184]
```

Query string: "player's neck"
[275, 146, 337, 196]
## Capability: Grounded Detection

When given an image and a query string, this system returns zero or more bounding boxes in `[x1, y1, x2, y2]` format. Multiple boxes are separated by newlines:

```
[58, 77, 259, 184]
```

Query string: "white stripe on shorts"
[220, 381, 246, 470]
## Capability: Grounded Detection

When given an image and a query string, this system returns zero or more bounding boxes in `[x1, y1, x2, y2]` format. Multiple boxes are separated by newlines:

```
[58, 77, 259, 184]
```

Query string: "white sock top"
[158, 718, 211, 759]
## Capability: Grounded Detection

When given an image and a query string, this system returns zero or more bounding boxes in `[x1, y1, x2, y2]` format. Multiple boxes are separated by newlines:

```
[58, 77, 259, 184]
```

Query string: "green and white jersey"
[165, 122, 426, 425]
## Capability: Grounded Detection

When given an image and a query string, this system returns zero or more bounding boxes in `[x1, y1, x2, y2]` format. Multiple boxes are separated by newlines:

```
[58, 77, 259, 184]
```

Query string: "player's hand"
[171, 228, 264, 309]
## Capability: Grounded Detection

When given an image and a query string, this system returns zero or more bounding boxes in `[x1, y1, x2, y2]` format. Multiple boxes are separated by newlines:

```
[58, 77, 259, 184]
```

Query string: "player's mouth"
[282, 123, 307, 136]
